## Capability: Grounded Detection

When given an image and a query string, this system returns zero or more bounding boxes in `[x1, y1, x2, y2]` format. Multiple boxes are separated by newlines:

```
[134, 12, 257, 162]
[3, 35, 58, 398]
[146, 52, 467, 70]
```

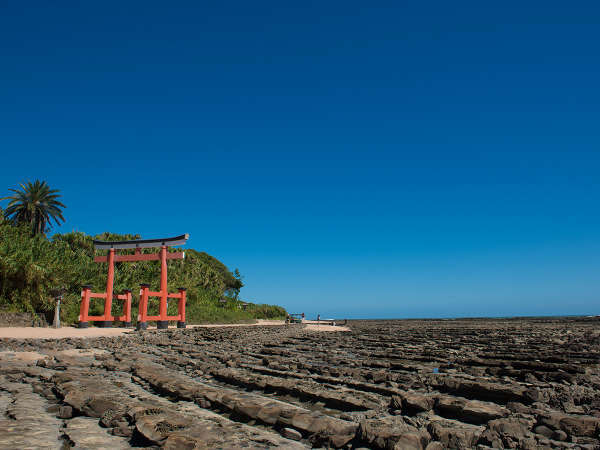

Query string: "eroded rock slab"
[0, 317, 598, 449]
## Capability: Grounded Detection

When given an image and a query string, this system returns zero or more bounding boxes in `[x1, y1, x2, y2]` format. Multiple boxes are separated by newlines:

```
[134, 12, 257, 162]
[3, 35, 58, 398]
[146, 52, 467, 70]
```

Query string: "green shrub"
[0, 223, 286, 324]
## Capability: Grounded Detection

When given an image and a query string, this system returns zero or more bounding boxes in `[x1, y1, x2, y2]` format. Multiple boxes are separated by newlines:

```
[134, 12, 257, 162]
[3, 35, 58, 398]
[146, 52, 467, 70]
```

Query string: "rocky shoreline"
[0, 318, 599, 449]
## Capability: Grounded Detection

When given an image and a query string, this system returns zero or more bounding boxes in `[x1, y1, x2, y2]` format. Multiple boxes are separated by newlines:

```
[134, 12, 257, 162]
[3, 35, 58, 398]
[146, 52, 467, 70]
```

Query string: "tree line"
[0, 181, 286, 324]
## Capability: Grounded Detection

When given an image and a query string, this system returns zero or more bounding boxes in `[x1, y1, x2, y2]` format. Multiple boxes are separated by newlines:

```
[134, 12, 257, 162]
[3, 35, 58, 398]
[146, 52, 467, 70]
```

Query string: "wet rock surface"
[0, 317, 598, 448]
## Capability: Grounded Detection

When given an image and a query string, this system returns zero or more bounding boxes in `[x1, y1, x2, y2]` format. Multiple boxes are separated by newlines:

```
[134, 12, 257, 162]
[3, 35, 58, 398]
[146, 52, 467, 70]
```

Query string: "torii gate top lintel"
[92, 233, 189, 250]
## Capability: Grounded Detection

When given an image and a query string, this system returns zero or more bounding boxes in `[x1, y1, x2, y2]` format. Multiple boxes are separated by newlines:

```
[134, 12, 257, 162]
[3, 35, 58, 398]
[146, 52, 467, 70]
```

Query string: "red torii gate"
[78, 234, 189, 329]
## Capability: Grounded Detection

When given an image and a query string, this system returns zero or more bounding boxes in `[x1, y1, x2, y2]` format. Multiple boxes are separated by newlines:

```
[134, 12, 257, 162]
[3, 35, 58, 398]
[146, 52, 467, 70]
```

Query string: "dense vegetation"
[0, 209, 286, 325]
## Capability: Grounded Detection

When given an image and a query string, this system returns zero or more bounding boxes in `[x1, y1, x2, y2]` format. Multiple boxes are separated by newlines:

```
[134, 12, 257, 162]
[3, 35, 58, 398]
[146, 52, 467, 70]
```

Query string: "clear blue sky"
[1, 1, 599, 318]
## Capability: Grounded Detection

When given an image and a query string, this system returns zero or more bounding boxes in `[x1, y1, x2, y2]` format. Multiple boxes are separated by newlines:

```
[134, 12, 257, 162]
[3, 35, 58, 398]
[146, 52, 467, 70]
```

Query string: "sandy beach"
[0, 319, 350, 339]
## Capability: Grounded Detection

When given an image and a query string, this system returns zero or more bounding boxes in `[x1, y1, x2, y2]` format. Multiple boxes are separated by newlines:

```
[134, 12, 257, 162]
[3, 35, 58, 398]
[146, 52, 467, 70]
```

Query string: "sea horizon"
[313, 313, 600, 321]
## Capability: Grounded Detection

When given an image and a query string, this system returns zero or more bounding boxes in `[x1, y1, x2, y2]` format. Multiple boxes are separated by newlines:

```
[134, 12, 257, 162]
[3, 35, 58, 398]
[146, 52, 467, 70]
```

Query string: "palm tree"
[1, 180, 66, 235]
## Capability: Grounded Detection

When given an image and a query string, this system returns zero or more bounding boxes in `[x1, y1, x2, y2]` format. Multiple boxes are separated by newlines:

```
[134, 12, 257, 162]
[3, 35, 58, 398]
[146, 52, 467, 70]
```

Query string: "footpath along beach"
[0, 317, 599, 449]
[0, 319, 350, 339]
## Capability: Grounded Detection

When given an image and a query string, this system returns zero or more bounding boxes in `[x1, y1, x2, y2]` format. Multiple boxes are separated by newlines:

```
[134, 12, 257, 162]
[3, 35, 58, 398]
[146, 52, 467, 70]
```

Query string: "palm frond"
[1, 180, 66, 235]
